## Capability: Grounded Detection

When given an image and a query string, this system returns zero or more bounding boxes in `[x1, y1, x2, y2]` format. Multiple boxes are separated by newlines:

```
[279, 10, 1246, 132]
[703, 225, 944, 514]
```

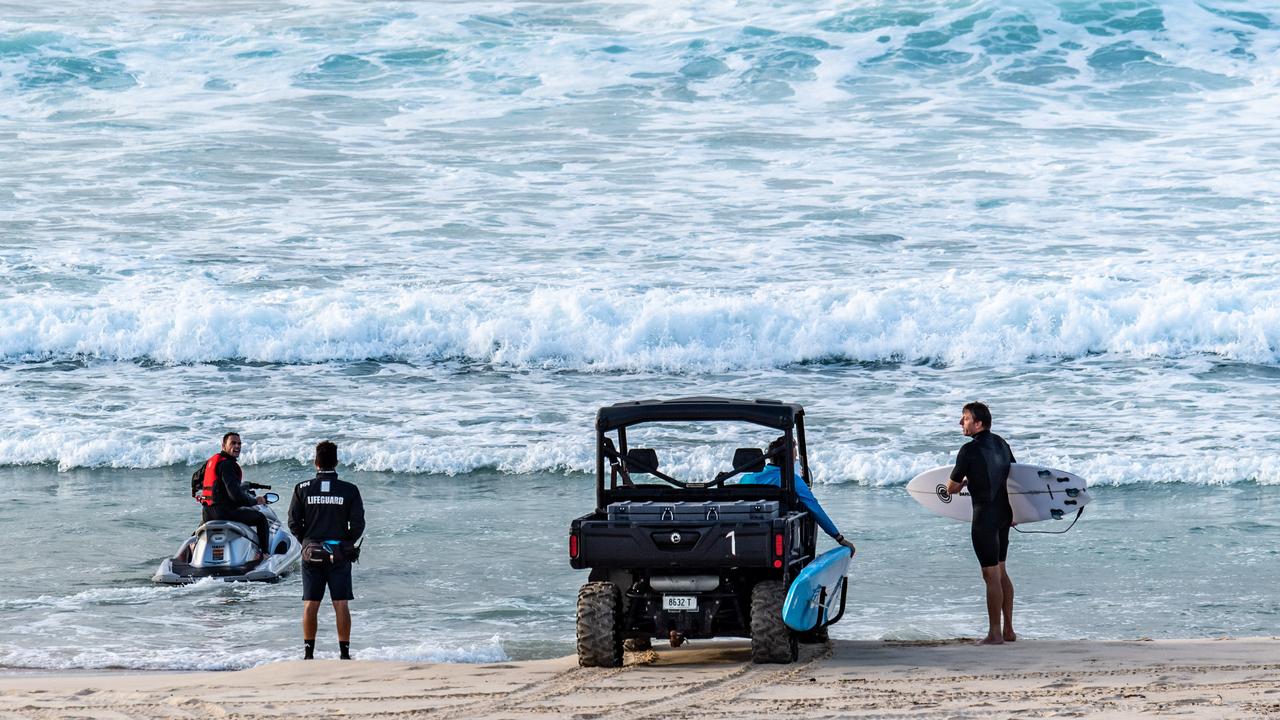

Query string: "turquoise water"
[2, 0, 1279, 668]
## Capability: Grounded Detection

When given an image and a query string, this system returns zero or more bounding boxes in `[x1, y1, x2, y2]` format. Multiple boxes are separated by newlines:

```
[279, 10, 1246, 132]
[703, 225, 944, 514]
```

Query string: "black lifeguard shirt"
[288, 471, 366, 542]
[950, 430, 1016, 527]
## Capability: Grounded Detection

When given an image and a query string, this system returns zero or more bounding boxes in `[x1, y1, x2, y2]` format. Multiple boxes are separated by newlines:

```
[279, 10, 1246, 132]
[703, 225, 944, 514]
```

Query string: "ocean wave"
[0, 432, 595, 474]
[2, 275, 1279, 369]
[2, 0, 1272, 106]
[4, 432, 1278, 486]
[0, 581, 226, 612]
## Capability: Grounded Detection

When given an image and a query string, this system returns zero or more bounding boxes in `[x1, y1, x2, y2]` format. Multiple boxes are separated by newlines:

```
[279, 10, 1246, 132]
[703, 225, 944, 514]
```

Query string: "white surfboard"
[906, 464, 1090, 524]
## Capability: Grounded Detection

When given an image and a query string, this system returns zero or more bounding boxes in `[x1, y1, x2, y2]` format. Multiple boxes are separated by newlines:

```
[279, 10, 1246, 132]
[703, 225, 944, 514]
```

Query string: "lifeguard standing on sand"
[946, 402, 1018, 645]
[289, 441, 365, 660]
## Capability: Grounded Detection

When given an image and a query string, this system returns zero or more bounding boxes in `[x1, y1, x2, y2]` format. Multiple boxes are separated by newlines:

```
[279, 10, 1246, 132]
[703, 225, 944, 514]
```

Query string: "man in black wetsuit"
[946, 402, 1017, 645]
[195, 432, 271, 560]
[288, 440, 365, 660]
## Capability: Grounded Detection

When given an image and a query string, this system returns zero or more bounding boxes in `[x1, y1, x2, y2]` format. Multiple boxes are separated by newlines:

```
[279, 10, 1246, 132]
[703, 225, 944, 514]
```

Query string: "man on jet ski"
[194, 432, 271, 561]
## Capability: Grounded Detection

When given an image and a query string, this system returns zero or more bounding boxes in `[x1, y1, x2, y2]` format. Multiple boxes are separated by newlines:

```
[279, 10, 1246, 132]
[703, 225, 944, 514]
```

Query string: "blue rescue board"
[782, 546, 852, 632]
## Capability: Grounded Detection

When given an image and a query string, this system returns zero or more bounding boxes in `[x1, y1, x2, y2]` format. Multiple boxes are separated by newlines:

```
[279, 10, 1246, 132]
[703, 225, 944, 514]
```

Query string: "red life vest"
[197, 454, 224, 506]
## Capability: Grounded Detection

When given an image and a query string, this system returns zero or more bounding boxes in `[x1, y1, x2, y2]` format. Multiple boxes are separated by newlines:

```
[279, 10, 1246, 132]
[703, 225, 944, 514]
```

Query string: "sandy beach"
[3, 638, 1279, 719]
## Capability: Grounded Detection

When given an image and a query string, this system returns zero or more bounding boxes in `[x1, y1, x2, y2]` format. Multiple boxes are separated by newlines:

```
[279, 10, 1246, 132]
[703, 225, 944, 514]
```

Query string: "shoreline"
[3, 638, 1279, 719]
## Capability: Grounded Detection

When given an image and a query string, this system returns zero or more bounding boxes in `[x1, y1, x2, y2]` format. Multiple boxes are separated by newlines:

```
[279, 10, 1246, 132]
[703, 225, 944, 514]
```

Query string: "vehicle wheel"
[798, 624, 829, 644]
[623, 637, 652, 652]
[576, 582, 623, 667]
[750, 580, 798, 663]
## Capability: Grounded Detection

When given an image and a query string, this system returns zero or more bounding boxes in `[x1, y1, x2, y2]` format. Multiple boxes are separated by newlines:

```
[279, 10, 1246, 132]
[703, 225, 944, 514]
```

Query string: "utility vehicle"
[569, 397, 839, 665]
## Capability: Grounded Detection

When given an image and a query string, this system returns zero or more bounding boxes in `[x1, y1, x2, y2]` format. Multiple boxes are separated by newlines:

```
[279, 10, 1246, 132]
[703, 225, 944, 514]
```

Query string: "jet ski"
[153, 484, 301, 584]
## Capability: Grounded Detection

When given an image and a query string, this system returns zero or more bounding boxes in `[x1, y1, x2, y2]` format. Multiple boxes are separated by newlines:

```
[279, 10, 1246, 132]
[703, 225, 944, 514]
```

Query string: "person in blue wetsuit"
[739, 436, 856, 554]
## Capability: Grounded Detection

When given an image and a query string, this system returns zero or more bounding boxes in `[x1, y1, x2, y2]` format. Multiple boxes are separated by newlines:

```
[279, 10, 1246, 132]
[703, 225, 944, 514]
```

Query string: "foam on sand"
[0, 635, 508, 672]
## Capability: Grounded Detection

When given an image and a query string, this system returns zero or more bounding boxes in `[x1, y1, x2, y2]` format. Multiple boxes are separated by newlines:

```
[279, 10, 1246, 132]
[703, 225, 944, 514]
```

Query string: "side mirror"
[264, 492, 280, 504]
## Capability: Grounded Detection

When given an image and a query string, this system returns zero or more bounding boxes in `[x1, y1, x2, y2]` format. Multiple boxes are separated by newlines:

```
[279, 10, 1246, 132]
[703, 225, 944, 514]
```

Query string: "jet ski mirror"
[263, 492, 280, 504]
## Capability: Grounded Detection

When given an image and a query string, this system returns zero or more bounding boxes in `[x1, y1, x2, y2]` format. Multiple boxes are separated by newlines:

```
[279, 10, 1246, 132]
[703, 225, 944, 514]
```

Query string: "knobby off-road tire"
[750, 580, 798, 663]
[576, 582, 623, 667]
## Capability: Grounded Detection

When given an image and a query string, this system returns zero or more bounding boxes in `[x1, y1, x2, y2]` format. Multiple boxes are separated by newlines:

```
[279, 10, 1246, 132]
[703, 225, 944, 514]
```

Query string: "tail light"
[569, 532, 580, 559]
[773, 533, 784, 568]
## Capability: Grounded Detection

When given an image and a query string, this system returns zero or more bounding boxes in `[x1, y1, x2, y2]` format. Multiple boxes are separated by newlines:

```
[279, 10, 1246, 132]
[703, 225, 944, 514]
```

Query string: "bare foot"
[976, 635, 1005, 645]
[1003, 631, 1017, 642]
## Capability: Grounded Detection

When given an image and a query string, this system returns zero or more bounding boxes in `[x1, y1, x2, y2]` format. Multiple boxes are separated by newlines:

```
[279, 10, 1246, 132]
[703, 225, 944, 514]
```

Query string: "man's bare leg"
[302, 600, 321, 658]
[334, 600, 351, 643]
[979, 566, 1004, 645]
[1000, 562, 1016, 642]
[303, 600, 320, 641]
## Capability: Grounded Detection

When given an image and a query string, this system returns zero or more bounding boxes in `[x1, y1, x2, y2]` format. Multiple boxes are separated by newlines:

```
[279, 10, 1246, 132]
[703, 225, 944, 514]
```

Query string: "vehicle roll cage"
[592, 397, 812, 511]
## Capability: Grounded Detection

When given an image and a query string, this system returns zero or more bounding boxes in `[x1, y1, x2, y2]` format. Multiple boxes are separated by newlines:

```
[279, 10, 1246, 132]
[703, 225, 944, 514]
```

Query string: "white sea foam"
[0, 644, 288, 672]
[0, 636, 507, 671]
[0, 581, 225, 612]
[3, 275, 1279, 369]
[2, 427, 1277, 486]
[357, 635, 509, 664]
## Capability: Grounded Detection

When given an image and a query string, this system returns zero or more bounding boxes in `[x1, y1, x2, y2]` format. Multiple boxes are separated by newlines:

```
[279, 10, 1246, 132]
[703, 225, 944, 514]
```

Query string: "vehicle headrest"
[625, 448, 659, 474]
[732, 447, 765, 473]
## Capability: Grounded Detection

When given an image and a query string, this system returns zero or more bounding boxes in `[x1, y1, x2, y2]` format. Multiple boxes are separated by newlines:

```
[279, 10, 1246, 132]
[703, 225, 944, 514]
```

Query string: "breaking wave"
[4, 433, 1278, 486]
[3, 275, 1279, 369]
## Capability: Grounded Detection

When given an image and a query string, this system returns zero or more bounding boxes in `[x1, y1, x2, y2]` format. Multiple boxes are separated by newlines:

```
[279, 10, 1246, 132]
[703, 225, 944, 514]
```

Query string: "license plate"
[662, 595, 698, 612]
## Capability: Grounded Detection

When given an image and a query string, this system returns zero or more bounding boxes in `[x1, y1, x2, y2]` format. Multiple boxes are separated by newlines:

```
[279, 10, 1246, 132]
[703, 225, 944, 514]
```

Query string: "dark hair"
[765, 435, 789, 466]
[315, 440, 338, 471]
[222, 432, 240, 445]
[963, 402, 992, 429]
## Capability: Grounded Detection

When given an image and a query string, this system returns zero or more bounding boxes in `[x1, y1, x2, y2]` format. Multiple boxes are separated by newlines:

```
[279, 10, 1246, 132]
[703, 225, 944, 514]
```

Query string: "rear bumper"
[625, 584, 754, 639]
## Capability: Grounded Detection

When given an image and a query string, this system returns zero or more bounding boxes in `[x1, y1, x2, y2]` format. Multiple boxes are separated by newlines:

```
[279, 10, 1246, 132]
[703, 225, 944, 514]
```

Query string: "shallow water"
[2, 465, 1278, 670]
[2, 0, 1279, 669]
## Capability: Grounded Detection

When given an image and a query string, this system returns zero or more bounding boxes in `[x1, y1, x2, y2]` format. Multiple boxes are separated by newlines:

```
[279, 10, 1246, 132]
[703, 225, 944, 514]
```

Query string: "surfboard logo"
[935, 484, 952, 503]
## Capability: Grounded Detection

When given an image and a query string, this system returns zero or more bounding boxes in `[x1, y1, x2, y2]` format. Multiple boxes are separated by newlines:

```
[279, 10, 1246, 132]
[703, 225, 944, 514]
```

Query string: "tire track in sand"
[423, 643, 831, 720]
[425, 662, 632, 720]
[616, 644, 834, 720]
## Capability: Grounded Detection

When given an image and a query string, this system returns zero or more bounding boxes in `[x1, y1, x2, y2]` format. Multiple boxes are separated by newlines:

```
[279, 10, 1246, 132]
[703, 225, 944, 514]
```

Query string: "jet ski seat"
[197, 520, 258, 541]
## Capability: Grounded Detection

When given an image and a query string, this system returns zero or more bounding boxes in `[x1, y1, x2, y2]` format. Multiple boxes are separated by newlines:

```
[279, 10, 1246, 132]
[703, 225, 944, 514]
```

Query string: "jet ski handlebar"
[247, 482, 271, 490]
